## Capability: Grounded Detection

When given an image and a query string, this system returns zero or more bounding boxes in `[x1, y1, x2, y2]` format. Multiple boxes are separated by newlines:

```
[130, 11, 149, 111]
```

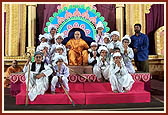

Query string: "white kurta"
[88, 49, 99, 65]
[95, 33, 104, 45]
[108, 61, 134, 92]
[51, 64, 70, 92]
[23, 62, 53, 101]
[120, 46, 135, 73]
[93, 56, 110, 80]
[48, 44, 57, 56]
[109, 41, 122, 49]
[55, 42, 67, 56]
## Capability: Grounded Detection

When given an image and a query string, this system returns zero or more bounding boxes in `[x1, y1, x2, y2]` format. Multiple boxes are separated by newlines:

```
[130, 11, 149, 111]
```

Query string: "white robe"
[93, 56, 110, 80]
[120, 46, 135, 73]
[55, 42, 67, 56]
[48, 44, 57, 56]
[51, 64, 70, 92]
[23, 62, 53, 101]
[95, 33, 105, 45]
[88, 49, 99, 65]
[109, 41, 122, 49]
[108, 61, 134, 92]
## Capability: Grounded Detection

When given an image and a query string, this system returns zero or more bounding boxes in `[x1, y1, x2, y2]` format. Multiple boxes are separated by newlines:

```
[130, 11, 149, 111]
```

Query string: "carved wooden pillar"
[26, 4, 37, 56]
[116, 4, 125, 39]
[4, 4, 26, 56]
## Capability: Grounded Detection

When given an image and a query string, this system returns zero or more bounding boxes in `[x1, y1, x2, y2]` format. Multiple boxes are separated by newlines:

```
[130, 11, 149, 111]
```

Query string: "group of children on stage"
[23, 21, 135, 101]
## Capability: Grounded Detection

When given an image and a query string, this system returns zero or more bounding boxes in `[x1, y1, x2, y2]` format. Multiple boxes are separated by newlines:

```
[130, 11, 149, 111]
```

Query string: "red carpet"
[16, 81, 150, 105]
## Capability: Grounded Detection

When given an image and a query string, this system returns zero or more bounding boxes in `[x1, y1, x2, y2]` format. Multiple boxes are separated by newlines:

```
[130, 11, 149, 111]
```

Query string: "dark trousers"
[135, 60, 149, 72]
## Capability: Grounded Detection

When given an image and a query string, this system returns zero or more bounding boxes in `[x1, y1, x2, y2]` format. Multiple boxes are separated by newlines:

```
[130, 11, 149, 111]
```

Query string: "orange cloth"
[66, 38, 89, 65]
[4, 66, 22, 87]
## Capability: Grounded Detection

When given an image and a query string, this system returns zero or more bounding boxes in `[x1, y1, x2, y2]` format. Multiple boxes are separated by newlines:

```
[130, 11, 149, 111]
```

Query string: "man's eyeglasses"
[35, 56, 42, 59]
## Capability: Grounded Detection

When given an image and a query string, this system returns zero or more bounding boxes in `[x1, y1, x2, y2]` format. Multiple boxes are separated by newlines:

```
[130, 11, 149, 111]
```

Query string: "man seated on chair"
[66, 31, 89, 65]
[23, 51, 53, 101]
[4, 60, 22, 88]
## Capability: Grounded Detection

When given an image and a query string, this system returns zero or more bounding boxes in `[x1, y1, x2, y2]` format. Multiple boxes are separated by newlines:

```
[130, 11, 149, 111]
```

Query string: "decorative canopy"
[44, 4, 110, 40]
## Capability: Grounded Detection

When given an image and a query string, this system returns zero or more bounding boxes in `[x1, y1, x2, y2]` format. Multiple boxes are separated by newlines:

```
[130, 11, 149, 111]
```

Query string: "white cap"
[55, 33, 64, 40]
[56, 45, 64, 50]
[111, 31, 120, 37]
[90, 42, 98, 47]
[103, 33, 111, 40]
[96, 21, 104, 30]
[98, 46, 108, 54]
[121, 35, 131, 45]
[38, 34, 48, 42]
[113, 52, 121, 58]
[53, 55, 65, 65]
[40, 42, 50, 50]
[48, 24, 57, 32]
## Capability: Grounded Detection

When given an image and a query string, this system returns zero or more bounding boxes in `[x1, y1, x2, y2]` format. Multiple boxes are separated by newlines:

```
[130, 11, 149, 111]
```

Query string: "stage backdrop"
[36, 4, 164, 55]
[36, 4, 116, 45]
[145, 4, 164, 55]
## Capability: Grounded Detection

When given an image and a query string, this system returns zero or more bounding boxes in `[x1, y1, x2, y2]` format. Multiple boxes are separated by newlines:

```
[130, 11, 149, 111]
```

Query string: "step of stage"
[16, 81, 150, 105]
[68, 66, 93, 74]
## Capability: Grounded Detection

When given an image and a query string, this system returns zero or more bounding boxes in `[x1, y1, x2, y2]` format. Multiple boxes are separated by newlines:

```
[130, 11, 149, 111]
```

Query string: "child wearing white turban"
[88, 42, 99, 66]
[109, 31, 122, 50]
[93, 46, 110, 81]
[120, 35, 135, 73]
[95, 21, 105, 46]
[51, 55, 70, 94]
[109, 52, 134, 93]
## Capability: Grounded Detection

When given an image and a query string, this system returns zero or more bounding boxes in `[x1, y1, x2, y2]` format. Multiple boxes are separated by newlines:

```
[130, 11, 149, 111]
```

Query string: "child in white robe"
[46, 24, 57, 56]
[109, 31, 122, 50]
[88, 42, 99, 66]
[23, 51, 53, 101]
[95, 21, 105, 46]
[120, 35, 135, 73]
[55, 33, 67, 56]
[51, 55, 70, 94]
[102, 33, 111, 47]
[109, 52, 134, 93]
[37, 42, 51, 65]
[93, 46, 110, 81]
[36, 34, 49, 52]
[51, 45, 68, 66]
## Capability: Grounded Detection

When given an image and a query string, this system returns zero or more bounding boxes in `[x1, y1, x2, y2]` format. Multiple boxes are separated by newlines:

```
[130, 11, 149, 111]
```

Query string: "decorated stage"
[10, 72, 151, 105]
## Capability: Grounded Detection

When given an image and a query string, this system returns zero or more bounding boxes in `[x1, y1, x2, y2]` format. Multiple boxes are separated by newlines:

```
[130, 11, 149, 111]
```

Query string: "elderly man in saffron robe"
[66, 31, 89, 65]
[4, 60, 22, 88]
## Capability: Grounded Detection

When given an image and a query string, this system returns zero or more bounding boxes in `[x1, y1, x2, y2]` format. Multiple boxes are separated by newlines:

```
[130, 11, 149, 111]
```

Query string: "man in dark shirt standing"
[130, 24, 149, 72]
